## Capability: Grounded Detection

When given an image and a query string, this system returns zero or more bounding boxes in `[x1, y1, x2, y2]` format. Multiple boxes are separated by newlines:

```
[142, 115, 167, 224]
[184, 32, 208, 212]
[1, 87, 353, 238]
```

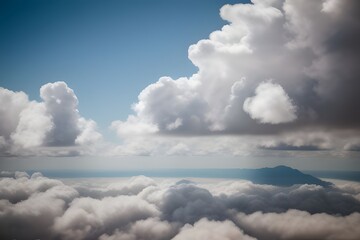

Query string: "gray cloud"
[74, 175, 157, 199]
[223, 183, 360, 215]
[110, 0, 360, 155]
[172, 218, 256, 240]
[235, 210, 360, 240]
[53, 195, 158, 240]
[0, 82, 102, 156]
[1, 172, 360, 240]
[99, 217, 178, 240]
[259, 143, 324, 151]
[160, 184, 227, 224]
[0, 173, 78, 239]
[40, 82, 81, 146]
[243, 81, 297, 124]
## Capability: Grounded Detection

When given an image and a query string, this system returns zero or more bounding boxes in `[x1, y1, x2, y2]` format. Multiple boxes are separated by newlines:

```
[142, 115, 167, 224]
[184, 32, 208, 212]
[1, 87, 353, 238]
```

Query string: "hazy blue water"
[28, 168, 360, 183]
[304, 171, 360, 182]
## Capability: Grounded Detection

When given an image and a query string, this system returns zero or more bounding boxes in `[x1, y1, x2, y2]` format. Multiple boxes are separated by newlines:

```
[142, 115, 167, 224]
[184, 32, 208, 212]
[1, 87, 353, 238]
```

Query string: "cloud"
[109, 0, 360, 155]
[172, 218, 256, 240]
[235, 210, 360, 240]
[99, 217, 177, 240]
[40, 81, 81, 146]
[53, 195, 159, 240]
[243, 81, 297, 124]
[74, 175, 156, 199]
[160, 184, 227, 224]
[1, 172, 360, 239]
[0, 82, 102, 156]
[0, 172, 78, 239]
[11, 102, 53, 148]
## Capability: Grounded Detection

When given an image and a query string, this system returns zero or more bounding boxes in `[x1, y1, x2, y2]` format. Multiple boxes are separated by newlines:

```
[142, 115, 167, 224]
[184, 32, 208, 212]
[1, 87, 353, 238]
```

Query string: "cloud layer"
[1, 172, 360, 239]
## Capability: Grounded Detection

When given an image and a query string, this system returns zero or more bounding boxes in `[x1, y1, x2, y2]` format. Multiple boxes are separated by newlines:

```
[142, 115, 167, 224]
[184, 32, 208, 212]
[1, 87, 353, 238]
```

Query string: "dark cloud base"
[0, 171, 359, 240]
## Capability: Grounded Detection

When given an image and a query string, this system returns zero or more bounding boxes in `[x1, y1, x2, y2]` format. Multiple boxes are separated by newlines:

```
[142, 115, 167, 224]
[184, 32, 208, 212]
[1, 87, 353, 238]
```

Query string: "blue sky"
[0, 0, 248, 130]
[0, 0, 360, 170]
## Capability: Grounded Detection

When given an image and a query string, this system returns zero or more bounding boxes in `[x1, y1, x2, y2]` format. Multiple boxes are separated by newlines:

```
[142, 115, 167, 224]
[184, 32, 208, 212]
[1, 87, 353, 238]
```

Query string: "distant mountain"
[240, 165, 332, 187]
[175, 179, 196, 185]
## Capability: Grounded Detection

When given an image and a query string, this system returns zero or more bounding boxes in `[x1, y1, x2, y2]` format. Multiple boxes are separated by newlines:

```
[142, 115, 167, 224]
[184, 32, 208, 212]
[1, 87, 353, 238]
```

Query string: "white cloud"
[108, 0, 360, 156]
[40, 81, 84, 146]
[172, 218, 256, 240]
[75, 117, 102, 145]
[0, 82, 102, 156]
[1, 172, 360, 239]
[235, 210, 360, 240]
[0, 88, 29, 140]
[111, 115, 158, 137]
[53, 195, 159, 240]
[243, 81, 297, 124]
[11, 102, 53, 148]
[100, 217, 177, 240]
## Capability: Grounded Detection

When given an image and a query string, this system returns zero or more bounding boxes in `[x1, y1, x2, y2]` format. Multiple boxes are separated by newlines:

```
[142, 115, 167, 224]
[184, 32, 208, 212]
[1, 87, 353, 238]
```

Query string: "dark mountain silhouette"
[240, 165, 332, 187]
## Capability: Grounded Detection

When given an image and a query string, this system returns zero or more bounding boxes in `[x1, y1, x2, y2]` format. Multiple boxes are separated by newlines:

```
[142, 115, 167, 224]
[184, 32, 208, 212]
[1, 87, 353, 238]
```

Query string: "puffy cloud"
[10, 102, 53, 148]
[235, 210, 360, 240]
[53, 195, 159, 240]
[111, 115, 158, 137]
[40, 81, 102, 147]
[75, 117, 103, 145]
[0, 171, 64, 203]
[160, 184, 227, 224]
[0, 87, 29, 139]
[0, 82, 102, 156]
[111, 77, 208, 136]
[110, 0, 360, 155]
[0, 172, 78, 239]
[172, 218, 256, 240]
[100, 217, 177, 240]
[1, 172, 360, 240]
[75, 175, 156, 199]
[243, 81, 297, 124]
[222, 182, 360, 215]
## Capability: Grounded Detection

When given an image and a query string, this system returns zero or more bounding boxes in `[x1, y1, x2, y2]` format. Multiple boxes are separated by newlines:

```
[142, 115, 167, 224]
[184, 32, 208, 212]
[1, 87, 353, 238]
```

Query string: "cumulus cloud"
[172, 218, 256, 240]
[1, 172, 360, 239]
[0, 82, 102, 156]
[235, 210, 360, 240]
[0, 172, 78, 239]
[0, 88, 29, 138]
[100, 217, 177, 240]
[74, 175, 156, 199]
[53, 195, 158, 240]
[160, 184, 227, 224]
[243, 81, 297, 124]
[11, 102, 53, 148]
[109, 0, 360, 155]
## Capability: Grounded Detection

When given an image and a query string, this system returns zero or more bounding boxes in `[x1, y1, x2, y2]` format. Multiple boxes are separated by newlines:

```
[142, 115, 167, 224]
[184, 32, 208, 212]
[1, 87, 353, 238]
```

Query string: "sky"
[1, 0, 360, 171]
[1, 1, 360, 238]
[0, 0, 245, 128]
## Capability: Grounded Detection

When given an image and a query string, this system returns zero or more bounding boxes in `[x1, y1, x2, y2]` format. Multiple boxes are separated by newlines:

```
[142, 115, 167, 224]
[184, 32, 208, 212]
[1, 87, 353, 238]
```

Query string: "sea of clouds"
[1, 171, 360, 240]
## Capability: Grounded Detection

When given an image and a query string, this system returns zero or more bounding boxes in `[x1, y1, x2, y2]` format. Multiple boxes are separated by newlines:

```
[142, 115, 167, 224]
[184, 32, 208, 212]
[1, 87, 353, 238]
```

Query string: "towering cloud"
[0, 82, 101, 156]
[243, 81, 297, 124]
[110, 0, 360, 155]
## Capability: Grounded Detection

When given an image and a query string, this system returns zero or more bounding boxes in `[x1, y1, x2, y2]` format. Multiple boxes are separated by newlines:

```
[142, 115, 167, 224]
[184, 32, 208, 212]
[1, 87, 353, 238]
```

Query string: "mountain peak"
[249, 166, 331, 187]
